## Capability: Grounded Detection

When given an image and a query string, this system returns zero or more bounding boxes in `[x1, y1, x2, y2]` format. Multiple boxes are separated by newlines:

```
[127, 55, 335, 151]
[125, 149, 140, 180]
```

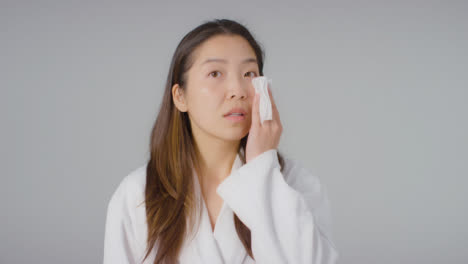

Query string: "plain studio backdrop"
[1, 1, 467, 263]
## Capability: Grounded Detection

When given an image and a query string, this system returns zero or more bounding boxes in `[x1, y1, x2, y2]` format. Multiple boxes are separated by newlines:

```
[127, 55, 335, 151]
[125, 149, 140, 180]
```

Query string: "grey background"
[1, 1, 467, 263]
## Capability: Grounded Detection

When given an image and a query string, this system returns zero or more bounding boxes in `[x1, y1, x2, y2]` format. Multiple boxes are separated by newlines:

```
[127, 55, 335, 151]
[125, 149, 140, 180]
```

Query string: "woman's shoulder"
[107, 163, 148, 208]
[281, 154, 335, 240]
[104, 164, 150, 262]
[280, 154, 330, 210]
[121, 163, 148, 192]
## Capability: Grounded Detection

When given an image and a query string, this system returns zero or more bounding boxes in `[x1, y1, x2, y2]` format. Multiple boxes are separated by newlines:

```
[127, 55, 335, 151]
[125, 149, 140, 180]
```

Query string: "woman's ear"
[172, 83, 188, 112]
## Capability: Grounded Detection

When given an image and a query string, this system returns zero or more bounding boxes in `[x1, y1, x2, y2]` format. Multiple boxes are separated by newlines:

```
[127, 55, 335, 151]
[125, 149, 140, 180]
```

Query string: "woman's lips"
[224, 114, 246, 122]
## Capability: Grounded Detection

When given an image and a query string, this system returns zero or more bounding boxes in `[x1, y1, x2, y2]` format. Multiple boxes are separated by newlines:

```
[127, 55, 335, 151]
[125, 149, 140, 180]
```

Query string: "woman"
[103, 18, 339, 264]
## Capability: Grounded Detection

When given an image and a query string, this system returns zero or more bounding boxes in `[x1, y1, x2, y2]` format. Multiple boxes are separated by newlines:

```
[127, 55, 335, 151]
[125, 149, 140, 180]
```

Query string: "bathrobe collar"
[181, 152, 247, 264]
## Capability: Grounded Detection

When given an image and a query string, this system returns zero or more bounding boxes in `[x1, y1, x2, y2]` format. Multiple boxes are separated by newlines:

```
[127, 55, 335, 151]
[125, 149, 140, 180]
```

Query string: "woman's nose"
[227, 76, 250, 99]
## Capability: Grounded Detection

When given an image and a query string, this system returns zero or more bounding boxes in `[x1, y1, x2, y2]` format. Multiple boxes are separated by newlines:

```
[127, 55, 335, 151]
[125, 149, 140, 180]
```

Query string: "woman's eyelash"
[209, 71, 221, 77]
[208, 71, 258, 78]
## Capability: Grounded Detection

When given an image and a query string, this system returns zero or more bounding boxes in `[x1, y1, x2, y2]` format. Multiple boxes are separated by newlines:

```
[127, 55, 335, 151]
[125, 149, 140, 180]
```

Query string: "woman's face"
[174, 34, 259, 142]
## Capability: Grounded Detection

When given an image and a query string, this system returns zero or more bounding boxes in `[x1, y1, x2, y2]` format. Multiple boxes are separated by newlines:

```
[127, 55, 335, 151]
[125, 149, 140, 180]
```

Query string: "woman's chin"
[220, 129, 249, 141]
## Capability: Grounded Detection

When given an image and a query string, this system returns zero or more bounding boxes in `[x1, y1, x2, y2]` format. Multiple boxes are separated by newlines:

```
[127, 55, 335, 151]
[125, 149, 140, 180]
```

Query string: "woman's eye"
[245, 71, 257, 78]
[209, 71, 221, 78]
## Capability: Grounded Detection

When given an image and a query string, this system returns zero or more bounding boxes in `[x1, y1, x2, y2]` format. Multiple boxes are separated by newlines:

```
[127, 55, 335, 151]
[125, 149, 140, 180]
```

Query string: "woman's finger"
[251, 92, 261, 127]
[268, 84, 280, 122]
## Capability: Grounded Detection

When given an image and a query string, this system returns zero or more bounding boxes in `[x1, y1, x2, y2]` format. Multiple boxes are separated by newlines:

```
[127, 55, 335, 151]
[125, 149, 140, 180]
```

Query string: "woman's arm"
[217, 149, 340, 264]
[103, 177, 140, 264]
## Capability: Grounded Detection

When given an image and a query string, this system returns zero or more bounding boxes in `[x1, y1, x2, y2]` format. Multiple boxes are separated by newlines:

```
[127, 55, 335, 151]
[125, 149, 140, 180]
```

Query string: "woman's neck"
[194, 137, 240, 184]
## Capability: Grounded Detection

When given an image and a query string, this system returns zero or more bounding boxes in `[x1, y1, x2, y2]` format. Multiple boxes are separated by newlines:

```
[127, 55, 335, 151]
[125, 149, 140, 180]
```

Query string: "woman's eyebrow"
[201, 57, 257, 66]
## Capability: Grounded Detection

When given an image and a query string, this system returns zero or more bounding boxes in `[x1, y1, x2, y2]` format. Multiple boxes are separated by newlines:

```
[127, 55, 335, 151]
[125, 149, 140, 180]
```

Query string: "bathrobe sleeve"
[216, 149, 340, 264]
[103, 176, 141, 264]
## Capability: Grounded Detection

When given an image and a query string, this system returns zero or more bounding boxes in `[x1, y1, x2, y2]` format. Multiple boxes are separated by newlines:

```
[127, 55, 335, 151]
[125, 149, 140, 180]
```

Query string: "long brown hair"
[143, 18, 285, 264]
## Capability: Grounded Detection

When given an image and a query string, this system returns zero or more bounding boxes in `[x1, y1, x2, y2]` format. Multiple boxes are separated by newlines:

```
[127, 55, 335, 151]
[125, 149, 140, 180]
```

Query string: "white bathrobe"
[103, 149, 339, 263]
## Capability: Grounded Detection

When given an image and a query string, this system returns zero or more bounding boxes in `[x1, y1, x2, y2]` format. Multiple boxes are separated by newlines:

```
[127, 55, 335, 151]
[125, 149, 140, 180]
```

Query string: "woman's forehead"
[192, 35, 257, 67]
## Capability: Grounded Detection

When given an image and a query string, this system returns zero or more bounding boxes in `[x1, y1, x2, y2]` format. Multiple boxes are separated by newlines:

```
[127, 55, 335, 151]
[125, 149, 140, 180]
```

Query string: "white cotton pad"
[251, 76, 273, 124]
